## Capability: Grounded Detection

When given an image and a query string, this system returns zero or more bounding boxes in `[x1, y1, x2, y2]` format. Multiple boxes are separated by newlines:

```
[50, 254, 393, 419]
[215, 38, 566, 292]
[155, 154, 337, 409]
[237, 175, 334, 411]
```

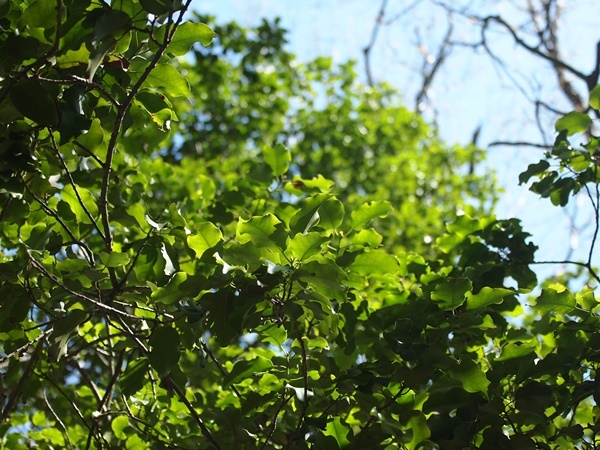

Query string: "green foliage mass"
[1, 2, 600, 449]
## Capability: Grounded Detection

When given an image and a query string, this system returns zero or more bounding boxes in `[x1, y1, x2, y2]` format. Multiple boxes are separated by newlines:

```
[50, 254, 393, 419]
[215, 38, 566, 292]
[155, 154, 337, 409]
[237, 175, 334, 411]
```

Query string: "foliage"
[1, 2, 600, 449]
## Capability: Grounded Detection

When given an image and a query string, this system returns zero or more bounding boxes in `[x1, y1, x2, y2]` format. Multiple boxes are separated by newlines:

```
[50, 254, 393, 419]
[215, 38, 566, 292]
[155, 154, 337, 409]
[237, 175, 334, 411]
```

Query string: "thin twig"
[50, 132, 106, 241]
[44, 390, 74, 449]
[26, 253, 142, 319]
[0, 338, 43, 421]
[488, 141, 552, 149]
[363, 0, 388, 87]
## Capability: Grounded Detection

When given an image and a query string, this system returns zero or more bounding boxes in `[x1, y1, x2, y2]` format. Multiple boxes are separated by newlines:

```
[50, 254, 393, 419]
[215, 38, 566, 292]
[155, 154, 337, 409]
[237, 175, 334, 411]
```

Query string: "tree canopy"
[1, 1, 600, 449]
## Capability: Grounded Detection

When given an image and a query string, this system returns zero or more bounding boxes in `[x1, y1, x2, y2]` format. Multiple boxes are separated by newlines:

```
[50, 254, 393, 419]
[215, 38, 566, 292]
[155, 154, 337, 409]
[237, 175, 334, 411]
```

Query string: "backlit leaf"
[225, 356, 273, 386]
[349, 250, 399, 275]
[466, 287, 514, 310]
[431, 277, 472, 311]
[534, 288, 576, 315]
[349, 201, 393, 229]
[146, 64, 190, 97]
[555, 111, 592, 135]
[187, 222, 222, 258]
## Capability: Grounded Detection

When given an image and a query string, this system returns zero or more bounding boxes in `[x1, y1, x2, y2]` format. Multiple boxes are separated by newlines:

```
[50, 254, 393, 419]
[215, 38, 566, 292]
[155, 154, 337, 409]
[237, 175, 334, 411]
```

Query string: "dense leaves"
[1, 2, 600, 449]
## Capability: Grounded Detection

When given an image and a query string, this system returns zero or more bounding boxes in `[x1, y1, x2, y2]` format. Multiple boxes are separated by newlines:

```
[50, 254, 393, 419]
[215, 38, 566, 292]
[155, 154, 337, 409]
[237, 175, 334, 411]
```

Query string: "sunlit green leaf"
[449, 359, 490, 394]
[349, 249, 399, 275]
[349, 201, 393, 230]
[146, 64, 190, 97]
[225, 356, 273, 386]
[431, 277, 472, 310]
[287, 232, 327, 261]
[466, 287, 514, 310]
[534, 288, 576, 315]
[99, 251, 130, 268]
[263, 144, 291, 176]
[236, 214, 283, 249]
[187, 222, 222, 258]
[111, 415, 129, 440]
[555, 111, 592, 135]
[150, 272, 188, 305]
[589, 84, 600, 111]
[324, 417, 352, 448]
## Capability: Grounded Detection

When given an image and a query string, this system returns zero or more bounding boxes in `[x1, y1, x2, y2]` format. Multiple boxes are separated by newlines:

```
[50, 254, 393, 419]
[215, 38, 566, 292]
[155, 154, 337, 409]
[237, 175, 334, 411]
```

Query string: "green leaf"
[236, 214, 283, 249]
[590, 84, 600, 111]
[60, 184, 98, 225]
[298, 261, 347, 293]
[255, 323, 287, 347]
[111, 415, 129, 440]
[263, 144, 291, 176]
[289, 194, 331, 235]
[349, 250, 399, 276]
[324, 417, 352, 448]
[148, 326, 180, 377]
[187, 222, 222, 258]
[91, 9, 131, 43]
[518, 160, 550, 185]
[51, 309, 87, 362]
[52, 310, 87, 341]
[9, 79, 59, 126]
[344, 228, 383, 249]
[160, 21, 216, 53]
[120, 358, 150, 397]
[19, 0, 55, 29]
[449, 359, 490, 394]
[150, 272, 188, 305]
[534, 287, 576, 315]
[349, 201, 393, 229]
[76, 118, 105, 156]
[496, 341, 536, 361]
[466, 287, 514, 310]
[139, 0, 171, 15]
[146, 64, 190, 97]
[316, 198, 344, 231]
[406, 412, 430, 450]
[431, 277, 472, 311]
[99, 251, 130, 268]
[555, 111, 592, 136]
[224, 356, 273, 386]
[287, 232, 327, 261]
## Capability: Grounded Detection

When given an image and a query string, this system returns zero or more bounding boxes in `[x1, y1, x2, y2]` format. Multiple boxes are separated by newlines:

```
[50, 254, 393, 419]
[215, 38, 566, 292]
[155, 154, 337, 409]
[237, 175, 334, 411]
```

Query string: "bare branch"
[488, 141, 552, 149]
[415, 17, 453, 114]
[363, 0, 388, 87]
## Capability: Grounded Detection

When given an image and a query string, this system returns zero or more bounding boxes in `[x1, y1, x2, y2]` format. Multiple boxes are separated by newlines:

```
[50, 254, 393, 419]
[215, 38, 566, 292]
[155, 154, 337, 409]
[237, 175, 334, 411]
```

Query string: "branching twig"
[0, 337, 43, 421]
[260, 393, 293, 450]
[26, 253, 142, 320]
[415, 18, 453, 114]
[363, 0, 388, 87]
[98, 1, 191, 256]
[50, 132, 106, 241]
[86, 350, 125, 450]
[114, 316, 222, 449]
[22, 180, 95, 266]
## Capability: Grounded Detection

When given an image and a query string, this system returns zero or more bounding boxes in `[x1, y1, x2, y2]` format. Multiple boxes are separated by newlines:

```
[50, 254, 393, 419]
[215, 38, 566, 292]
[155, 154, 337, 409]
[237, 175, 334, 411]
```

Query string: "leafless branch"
[363, 0, 388, 87]
[415, 17, 454, 114]
[488, 141, 552, 149]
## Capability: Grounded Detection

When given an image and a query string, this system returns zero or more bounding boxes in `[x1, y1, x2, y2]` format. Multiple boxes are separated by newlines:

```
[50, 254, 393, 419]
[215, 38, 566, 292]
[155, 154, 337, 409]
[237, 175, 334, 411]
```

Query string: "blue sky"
[192, 0, 600, 278]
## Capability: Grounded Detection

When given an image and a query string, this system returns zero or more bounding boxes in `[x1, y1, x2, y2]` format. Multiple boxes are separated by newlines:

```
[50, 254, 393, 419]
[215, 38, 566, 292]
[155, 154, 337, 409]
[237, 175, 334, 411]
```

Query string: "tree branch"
[363, 0, 388, 87]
